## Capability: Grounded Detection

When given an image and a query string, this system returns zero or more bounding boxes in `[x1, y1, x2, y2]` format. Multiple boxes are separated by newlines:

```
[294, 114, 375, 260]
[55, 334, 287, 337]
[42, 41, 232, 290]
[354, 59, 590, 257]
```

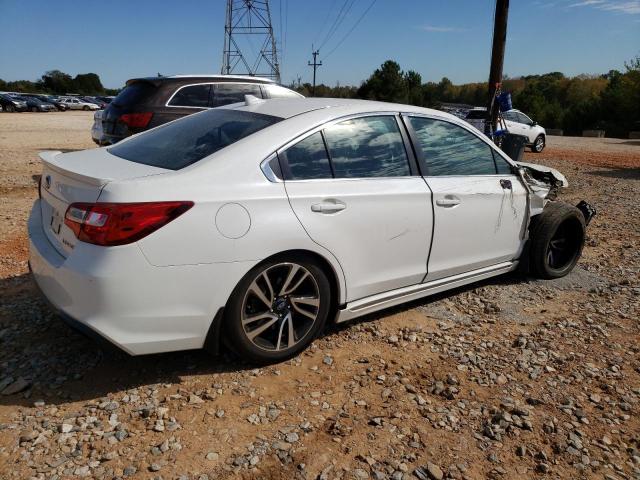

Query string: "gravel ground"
[0, 112, 639, 480]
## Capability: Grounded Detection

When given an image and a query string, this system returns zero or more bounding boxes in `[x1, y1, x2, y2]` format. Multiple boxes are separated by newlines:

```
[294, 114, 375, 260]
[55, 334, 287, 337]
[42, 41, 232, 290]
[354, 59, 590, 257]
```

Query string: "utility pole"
[221, 0, 281, 83]
[486, 0, 509, 136]
[308, 49, 322, 96]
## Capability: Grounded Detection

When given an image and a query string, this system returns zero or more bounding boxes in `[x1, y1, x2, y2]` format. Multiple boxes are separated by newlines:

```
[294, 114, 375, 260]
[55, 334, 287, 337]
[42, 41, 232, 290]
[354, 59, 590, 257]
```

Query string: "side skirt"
[335, 261, 517, 324]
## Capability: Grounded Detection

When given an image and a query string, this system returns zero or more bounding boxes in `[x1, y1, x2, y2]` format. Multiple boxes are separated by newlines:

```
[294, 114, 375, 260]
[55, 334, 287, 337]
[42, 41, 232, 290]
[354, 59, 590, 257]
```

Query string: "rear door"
[162, 83, 212, 123]
[282, 114, 433, 301]
[405, 115, 527, 281]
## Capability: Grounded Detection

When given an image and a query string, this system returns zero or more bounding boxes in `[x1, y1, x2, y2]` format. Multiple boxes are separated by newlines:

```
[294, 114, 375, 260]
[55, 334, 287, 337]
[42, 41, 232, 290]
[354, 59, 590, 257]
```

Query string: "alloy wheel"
[546, 221, 580, 270]
[241, 262, 320, 352]
[534, 136, 544, 152]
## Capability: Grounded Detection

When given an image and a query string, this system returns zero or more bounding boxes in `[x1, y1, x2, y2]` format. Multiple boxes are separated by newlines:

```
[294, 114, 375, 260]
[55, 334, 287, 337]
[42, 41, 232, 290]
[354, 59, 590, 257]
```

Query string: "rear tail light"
[120, 112, 153, 128]
[64, 201, 194, 246]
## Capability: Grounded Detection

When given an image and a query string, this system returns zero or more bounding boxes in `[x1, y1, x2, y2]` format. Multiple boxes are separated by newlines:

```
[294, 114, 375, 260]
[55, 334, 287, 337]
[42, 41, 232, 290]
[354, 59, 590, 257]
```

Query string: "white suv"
[502, 109, 546, 153]
[464, 108, 546, 153]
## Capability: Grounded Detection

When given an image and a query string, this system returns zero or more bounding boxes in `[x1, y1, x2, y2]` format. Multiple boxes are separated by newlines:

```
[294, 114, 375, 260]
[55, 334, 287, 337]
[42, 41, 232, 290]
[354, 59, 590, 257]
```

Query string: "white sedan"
[59, 97, 99, 111]
[28, 98, 593, 362]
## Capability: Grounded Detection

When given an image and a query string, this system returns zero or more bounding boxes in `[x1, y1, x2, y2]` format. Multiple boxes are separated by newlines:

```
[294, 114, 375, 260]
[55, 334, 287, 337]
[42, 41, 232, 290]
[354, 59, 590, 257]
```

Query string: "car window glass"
[517, 112, 532, 124]
[408, 117, 497, 176]
[323, 116, 410, 178]
[109, 109, 282, 170]
[212, 84, 263, 107]
[503, 111, 517, 122]
[281, 132, 332, 180]
[265, 84, 301, 99]
[493, 150, 513, 175]
[168, 84, 211, 108]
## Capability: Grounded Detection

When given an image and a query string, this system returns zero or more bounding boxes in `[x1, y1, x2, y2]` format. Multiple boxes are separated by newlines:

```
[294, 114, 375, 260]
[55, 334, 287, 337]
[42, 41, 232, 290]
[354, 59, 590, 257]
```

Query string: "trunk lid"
[38, 149, 169, 257]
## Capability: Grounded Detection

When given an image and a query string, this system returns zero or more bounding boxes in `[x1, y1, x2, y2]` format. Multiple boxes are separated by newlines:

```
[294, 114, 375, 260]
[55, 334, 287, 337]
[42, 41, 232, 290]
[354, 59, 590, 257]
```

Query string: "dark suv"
[92, 75, 303, 145]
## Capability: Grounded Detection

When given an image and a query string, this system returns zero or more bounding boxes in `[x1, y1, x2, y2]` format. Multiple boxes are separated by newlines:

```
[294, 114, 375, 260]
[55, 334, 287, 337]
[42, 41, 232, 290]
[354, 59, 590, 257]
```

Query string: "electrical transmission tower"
[221, 0, 281, 83]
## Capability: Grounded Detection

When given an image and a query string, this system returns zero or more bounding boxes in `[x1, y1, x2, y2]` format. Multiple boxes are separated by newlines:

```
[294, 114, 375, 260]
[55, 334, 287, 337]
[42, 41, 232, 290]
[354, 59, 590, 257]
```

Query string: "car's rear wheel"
[531, 134, 545, 153]
[224, 254, 331, 363]
[31, 106, 38, 112]
[83, 105, 89, 111]
[529, 202, 585, 279]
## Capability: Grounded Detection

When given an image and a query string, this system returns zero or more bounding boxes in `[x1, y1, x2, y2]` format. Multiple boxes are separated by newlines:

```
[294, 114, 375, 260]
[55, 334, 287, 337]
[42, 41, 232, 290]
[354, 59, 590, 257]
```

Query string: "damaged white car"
[28, 98, 595, 362]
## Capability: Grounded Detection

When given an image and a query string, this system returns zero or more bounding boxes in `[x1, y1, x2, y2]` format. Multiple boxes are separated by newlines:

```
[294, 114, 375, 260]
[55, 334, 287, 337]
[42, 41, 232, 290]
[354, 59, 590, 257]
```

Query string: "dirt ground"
[0, 112, 638, 480]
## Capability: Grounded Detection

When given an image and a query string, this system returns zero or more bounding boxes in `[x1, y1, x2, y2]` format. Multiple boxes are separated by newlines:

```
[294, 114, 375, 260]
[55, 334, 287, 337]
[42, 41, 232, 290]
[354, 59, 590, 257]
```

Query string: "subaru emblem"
[44, 175, 51, 190]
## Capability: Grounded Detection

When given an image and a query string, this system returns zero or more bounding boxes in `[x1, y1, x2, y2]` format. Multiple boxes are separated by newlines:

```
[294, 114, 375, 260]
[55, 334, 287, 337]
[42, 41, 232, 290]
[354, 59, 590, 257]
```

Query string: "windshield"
[108, 109, 282, 170]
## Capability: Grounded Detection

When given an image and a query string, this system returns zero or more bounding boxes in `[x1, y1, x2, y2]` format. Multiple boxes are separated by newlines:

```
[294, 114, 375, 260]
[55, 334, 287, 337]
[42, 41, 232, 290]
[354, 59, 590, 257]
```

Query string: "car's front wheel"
[531, 134, 545, 153]
[5, 104, 15, 113]
[224, 255, 331, 363]
[83, 105, 90, 111]
[31, 106, 38, 112]
[529, 202, 585, 279]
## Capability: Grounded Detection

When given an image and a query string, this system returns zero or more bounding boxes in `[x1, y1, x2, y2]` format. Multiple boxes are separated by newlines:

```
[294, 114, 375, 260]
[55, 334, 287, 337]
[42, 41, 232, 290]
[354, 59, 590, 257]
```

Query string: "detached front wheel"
[529, 202, 585, 279]
[225, 255, 331, 363]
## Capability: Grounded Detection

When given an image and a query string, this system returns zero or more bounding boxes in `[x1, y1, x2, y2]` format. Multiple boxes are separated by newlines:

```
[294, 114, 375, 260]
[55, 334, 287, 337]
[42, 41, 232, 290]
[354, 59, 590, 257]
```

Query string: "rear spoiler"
[125, 78, 163, 88]
[38, 151, 110, 187]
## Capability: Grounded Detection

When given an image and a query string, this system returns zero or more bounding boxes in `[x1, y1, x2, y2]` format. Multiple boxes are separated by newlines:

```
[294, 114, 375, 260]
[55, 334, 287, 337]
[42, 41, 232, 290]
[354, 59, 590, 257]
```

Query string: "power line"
[317, 0, 358, 51]
[313, 0, 338, 46]
[324, 0, 377, 59]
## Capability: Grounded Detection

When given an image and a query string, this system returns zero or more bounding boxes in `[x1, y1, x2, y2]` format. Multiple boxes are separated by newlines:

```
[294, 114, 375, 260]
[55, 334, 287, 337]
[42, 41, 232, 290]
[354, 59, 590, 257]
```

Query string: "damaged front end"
[516, 161, 596, 225]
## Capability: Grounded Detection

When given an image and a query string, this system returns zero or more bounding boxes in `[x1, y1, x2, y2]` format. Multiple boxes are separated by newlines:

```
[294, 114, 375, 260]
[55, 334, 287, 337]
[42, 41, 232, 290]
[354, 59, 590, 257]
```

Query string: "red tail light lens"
[120, 112, 153, 128]
[64, 201, 194, 246]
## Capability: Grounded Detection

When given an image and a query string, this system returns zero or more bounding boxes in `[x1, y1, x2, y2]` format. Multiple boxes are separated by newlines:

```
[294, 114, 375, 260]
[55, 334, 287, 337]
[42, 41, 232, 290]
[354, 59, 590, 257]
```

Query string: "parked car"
[92, 74, 303, 145]
[12, 95, 57, 112]
[24, 94, 69, 111]
[59, 97, 100, 110]
[0, 93, 27, 112]
[29, 98, 593, 362]
[82, 96, 107, 109]
[464, 107, 546, 152]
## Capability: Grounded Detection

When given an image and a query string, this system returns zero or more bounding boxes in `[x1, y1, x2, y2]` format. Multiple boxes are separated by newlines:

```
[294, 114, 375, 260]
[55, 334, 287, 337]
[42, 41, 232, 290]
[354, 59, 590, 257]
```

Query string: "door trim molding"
[335, 261, 517, 323]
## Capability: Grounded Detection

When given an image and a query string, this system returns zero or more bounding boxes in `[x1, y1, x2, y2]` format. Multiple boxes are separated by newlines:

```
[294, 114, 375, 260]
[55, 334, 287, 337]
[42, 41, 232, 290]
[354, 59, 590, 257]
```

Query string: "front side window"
[408, 117, 497, 176]
[212, 84, 263, 107]
[517, 112, 533, 125]
[168, 84, 211, 108]
[323, 116, 410, 178]
[109, 109, 281, 170]
[281, 132, 332, 180]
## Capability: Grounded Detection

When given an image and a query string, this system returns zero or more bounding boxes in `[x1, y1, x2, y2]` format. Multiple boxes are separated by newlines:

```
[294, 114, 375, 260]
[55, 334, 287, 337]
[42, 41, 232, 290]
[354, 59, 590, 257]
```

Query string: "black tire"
[224, 253, 332, 363]
[31, 106, 38, 112]
[529, 202, 585, 279]
[5, 104, 14, 113]
[531, 134, 545, 153]
[83, 105, 89, 111]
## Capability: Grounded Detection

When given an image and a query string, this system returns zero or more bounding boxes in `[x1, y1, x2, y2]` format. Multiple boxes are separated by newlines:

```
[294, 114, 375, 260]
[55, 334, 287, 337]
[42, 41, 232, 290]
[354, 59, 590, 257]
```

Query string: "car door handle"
[311, 200, 346, 214]
[435, 196, 461, 208]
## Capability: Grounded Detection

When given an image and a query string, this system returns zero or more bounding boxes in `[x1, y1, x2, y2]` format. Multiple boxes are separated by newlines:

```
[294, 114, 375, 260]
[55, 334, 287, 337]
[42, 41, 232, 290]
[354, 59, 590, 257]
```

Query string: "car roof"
[220, 97, 460, 122]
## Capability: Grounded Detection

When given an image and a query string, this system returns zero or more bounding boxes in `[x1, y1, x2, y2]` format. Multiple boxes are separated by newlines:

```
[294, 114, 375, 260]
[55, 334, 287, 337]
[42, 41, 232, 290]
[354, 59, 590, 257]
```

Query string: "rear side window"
[265, 84, 302, 99]
[323, 116, 410, 178]
[112, 82, 156, 107]
[212, 84, 263, 107]
[281, 132, 332, 180]
[168, 84, 211, 108]
[108, 109, 282, 170]
[465, 110, 487, 120]
[408, 117, 497, 176]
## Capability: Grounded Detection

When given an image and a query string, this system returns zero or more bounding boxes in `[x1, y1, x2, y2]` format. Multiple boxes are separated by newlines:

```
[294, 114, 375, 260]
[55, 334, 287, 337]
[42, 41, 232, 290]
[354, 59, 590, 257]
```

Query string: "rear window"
[465, 110, 487, 120]
[112, 82, 156, 107]
[108, 109, 282, 170]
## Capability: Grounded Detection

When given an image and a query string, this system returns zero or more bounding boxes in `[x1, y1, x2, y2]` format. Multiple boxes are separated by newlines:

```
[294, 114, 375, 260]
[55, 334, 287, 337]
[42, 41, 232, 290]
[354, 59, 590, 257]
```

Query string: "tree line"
[292, 57, 640, 138]
[0, 70, 120, 96]
[2, 59, 638, 137]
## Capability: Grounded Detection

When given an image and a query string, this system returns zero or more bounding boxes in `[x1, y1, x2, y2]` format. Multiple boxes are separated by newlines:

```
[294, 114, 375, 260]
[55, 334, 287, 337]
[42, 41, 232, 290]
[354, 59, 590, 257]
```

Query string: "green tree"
[357, 60, 408, 103]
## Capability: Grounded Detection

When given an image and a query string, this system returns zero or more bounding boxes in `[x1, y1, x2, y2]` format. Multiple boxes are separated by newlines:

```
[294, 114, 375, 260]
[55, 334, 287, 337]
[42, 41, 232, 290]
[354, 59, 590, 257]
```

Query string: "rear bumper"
[28, 200, 250, 355]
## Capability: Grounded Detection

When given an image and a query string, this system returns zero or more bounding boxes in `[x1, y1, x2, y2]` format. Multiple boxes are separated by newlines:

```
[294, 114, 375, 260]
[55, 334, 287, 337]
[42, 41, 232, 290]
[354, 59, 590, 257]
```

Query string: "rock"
[414, 462, 444, 480]
[189, 394, 204, 404]
[19, 430, 38, 443]
[285, 432, 299, 443]
[206, 452, 219, 461]
[323, 355, 334, 366]
[123, 465, 137, 476]
[60, 423, 73, 433]
[149, 463, 162, 472]
[1, 377, 31, 395]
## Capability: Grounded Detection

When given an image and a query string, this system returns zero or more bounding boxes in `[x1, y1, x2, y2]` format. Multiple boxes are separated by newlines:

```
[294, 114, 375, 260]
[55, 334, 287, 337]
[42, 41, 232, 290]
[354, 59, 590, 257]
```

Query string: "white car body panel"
[28, 98, 566, 355]
[425, 174, 527, 280]
[285, 177, 432, 301]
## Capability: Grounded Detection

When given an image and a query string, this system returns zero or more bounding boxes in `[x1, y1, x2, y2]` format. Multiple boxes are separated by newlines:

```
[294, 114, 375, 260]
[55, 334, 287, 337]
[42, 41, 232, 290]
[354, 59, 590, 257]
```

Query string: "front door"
[281, 115, 433, 301]
[405, 115, 528, 281]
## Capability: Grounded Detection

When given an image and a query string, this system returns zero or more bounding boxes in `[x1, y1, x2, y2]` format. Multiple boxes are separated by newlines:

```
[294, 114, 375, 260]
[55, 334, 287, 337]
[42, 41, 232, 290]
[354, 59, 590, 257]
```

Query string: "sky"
[0, 0, 638, 89]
